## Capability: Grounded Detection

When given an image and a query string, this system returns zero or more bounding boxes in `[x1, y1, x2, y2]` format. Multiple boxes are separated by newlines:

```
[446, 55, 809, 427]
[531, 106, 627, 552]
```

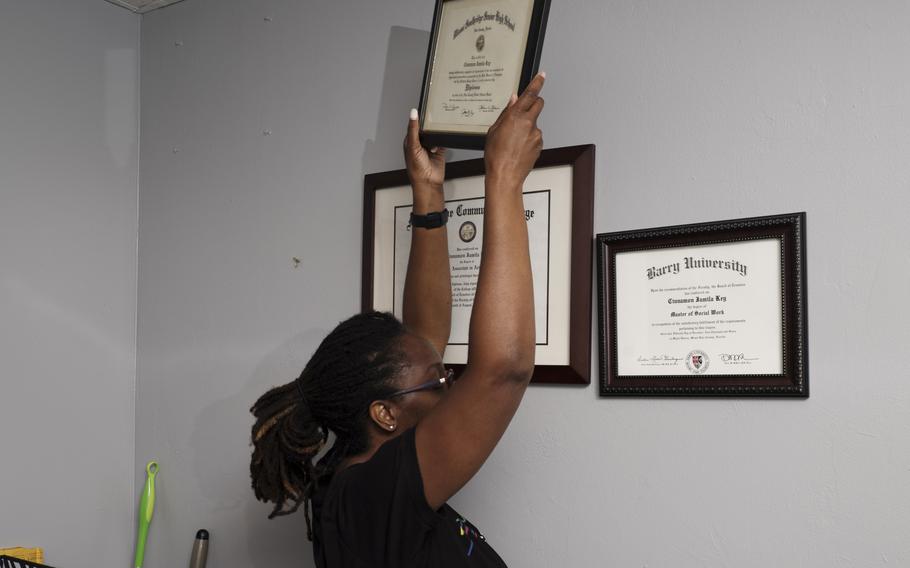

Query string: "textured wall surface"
[137, 1, 910, 566]
[0, 1, 139, 566]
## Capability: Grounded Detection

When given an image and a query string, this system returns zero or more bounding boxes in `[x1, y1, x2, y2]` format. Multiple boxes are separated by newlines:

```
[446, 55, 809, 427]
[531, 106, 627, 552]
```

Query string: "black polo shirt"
[312, 427, 508, 567]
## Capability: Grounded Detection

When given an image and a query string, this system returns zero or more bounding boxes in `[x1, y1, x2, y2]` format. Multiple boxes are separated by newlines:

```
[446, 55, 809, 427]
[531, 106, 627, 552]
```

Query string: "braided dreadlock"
[250, 311, 407, 540]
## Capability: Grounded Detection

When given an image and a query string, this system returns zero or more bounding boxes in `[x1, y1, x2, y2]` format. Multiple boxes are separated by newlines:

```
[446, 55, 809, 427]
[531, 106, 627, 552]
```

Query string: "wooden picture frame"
[417, 0, 551, 150]
[596, 212, 809, 396]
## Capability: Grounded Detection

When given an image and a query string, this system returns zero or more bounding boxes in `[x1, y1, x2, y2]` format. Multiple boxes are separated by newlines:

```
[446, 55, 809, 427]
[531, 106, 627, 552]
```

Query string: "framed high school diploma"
[418, 0, 551, 150]
[363, 145, 595, 384]
[596, 213, 809, 396]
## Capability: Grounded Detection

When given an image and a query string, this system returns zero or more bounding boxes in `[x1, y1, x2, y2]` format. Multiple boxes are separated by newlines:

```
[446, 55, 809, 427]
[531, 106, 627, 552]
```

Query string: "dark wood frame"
[596, 212, 809, 397]
[363, 144, 595, 384]
[418, 0, 551, 150]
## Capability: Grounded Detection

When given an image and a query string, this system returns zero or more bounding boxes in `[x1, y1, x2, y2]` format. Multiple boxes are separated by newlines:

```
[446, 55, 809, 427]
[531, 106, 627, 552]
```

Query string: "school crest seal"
[686, 350, 709, 374]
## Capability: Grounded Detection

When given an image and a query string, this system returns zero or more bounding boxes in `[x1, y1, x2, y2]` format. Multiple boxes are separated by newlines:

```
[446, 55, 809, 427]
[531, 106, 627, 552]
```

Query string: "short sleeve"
[323, 427, 440, 566]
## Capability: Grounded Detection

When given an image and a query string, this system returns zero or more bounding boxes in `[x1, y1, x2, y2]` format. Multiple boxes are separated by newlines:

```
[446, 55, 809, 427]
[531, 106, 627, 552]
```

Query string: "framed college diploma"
[418, 0, 551, 149]
[596, 213, 809, 396]
[363, 145, 595, 384]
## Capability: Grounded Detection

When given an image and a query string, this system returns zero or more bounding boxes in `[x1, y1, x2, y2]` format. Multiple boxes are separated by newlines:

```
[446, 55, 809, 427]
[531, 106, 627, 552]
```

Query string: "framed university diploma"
[363, 145, 595, 384]
[596, 213, 809, 396]
[418, 0, 551, 149]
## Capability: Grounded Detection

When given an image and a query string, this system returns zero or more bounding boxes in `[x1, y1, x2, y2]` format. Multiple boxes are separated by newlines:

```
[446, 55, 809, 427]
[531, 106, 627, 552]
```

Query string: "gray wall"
[137, 1, 910, 567]
[0, 1, 139, 566]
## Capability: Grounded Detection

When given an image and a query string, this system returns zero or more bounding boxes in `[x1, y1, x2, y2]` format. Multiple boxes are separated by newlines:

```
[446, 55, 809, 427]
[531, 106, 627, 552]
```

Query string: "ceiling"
[104, 0, 186, 14]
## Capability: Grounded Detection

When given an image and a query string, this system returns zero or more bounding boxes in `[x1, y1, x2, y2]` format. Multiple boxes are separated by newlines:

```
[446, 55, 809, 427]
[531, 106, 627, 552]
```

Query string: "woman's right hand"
[484, 72, 546, 189]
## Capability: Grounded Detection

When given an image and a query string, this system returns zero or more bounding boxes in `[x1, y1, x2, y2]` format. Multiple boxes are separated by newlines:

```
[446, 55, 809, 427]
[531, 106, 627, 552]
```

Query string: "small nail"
[539, 71, 546, 79]
[410, 108, 418, 121]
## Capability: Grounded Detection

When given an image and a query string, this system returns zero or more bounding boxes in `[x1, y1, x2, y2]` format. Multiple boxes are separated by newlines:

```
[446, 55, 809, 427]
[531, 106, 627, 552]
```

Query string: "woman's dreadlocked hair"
[250, 311, 408, 539]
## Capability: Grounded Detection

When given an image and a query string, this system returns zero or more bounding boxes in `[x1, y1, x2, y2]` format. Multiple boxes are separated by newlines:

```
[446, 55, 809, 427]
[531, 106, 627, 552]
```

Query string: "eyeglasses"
[387, 368, 457, 398]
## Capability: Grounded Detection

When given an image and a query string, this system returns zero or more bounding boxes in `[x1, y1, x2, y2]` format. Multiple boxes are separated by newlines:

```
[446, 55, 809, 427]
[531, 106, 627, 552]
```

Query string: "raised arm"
[401, 111, 452, 357]
[416, 73, 545, 509]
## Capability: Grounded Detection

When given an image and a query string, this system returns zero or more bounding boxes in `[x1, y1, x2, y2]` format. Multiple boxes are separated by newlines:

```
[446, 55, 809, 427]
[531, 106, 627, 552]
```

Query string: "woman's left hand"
[404, 109, 446, 193]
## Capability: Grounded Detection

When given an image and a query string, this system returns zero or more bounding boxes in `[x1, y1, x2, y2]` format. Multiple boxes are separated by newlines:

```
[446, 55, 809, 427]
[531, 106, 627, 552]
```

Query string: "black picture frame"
[596, 212, 809, 397]
[363, 144, 595, 384]
[417, 0, 551, 150]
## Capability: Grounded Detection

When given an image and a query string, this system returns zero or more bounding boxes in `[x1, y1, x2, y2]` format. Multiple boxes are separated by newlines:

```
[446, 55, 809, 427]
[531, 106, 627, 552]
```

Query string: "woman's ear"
[368, 400, 398, 432]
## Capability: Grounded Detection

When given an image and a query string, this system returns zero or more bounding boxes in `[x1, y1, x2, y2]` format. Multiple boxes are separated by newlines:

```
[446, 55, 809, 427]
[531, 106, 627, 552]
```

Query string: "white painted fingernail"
[410, 108, 418, 121]
[539, 71, 546, 79]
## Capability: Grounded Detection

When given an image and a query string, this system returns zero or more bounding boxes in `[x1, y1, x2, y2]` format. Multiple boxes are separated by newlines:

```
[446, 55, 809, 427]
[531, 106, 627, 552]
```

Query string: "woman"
[250, 72, 546, 567]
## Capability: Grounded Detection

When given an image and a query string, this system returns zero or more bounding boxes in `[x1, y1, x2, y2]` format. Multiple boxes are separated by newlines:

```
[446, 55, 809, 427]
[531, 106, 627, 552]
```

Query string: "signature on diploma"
[461, 108, 475, 117]
[637, 355, 684, 365]
[719, 353, 759, 364]
[442, 103, 460, 112]
[479, 104, 501, 113]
